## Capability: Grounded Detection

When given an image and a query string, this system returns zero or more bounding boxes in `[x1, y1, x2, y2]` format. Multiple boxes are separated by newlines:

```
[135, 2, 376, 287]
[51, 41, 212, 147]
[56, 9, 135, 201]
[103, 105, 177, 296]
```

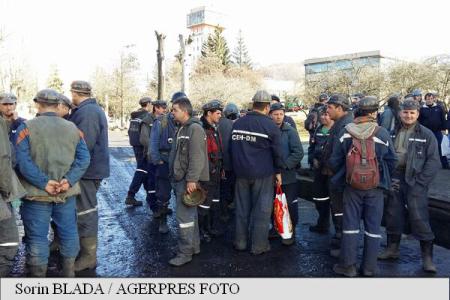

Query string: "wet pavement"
[9, 147, 450, 278]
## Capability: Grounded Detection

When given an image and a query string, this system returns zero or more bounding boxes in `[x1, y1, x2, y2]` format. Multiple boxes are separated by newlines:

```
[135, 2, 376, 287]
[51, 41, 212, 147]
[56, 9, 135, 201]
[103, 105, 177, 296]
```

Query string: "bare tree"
[155, 31, 166, 100]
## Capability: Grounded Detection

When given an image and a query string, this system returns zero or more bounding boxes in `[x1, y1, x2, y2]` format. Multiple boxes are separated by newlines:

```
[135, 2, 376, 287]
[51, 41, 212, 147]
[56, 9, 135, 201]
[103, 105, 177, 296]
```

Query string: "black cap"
[357, 96, 378, 111]
[400, 99, 420, 111]
[327, 94, 350, 109]
[33, 89, 60, 104]
[139, 97, 152, 106]
[70, 80, 92, 94]
[270, 102, 285, 112]
[57, 93, 72, 108]
[202, 100, 223, 111]
[271, 95, 281, 102]
[152, 99, 167, 107]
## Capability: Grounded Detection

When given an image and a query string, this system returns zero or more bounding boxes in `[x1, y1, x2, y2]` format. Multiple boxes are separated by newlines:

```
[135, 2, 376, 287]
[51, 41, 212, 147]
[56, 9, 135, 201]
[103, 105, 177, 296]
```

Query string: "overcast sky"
[1, 0, 449, 90]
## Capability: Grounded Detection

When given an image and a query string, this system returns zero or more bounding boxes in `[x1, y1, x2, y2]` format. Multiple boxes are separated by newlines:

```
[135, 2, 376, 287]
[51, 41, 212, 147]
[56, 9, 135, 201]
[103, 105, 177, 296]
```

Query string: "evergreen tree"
[46, 65, 64, 92]
[232, 30, 252, 69]
[201, 27, 231, 66]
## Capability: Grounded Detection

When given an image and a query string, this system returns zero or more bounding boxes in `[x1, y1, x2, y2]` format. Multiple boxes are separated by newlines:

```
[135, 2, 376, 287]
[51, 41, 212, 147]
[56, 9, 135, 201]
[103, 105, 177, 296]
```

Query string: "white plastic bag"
[441, 135, 450, 157]
[273, 185, 293, 239]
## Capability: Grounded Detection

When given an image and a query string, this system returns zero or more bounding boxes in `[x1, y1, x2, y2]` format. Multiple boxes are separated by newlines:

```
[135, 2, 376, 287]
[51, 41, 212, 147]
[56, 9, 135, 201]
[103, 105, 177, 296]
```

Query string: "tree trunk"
[155, 31, 166, 100]
[178, 34, 186, 93]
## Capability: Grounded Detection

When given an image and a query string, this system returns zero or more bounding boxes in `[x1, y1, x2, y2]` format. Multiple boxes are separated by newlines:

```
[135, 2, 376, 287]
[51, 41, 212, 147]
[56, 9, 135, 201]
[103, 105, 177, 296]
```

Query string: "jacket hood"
[184, 116, 202, 127]
[131, 109, 148, 119]
[345, 116, 378, 139]
[200, 116, 216, 130]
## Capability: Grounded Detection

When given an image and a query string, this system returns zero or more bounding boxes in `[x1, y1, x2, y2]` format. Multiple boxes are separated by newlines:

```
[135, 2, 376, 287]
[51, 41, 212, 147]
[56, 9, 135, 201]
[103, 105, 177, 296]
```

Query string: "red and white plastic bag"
[273, 185, 293, 239]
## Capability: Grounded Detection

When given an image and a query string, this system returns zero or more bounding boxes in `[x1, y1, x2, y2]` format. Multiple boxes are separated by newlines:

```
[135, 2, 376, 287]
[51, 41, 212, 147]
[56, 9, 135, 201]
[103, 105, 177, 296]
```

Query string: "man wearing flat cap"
[269, 102, 303, 246]
[69, 80, 109, 272]
[56, 93, 73, 119]
[15, 89, 90, 277]
[378, 99, 440, 273]
[0, 92, 26, 144]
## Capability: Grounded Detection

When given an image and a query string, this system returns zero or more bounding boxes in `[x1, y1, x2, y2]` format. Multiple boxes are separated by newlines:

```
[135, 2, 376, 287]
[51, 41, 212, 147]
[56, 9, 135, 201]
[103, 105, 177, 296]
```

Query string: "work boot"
[125, 196, 143, 206]
[281, 229, 296, 246]
[233, 242, 247, 252]
[29, 265, 47, 277]
[378, 234, 400, 260]
[281, 236, 295, 246]
[360, 268, 376, 277]
[62, 258, 76, 277]
[420, 240, 437, 273]
[333, 264, 357, 277]
[74, 237, 97, 272]
[158, 215, 169, 234]
[251, 244, 271, 256]
[168, 254, 192, 267]
[153, 207, 173, 218]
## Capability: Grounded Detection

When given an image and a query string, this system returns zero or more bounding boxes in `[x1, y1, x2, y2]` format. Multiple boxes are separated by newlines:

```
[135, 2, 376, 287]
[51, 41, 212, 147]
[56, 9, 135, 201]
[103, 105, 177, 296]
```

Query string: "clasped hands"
[44, 179, 71, 196]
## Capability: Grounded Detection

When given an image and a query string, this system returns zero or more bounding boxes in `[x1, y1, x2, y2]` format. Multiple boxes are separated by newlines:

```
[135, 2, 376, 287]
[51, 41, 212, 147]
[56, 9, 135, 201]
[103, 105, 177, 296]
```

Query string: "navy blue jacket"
[69, 98, 110, 179]
[9, 117, 26, 144]
[150, 113, 177, 164]
[419, 104, 446, 133]
[323, 112, 354, 174]
[308, 124, 330, 168]
[329, 119, 397, 192]
[218, 117, 233, 171]
[279, 122, 303, 185]
[231, 111, 283, 179]
[283, 115, 297, 130]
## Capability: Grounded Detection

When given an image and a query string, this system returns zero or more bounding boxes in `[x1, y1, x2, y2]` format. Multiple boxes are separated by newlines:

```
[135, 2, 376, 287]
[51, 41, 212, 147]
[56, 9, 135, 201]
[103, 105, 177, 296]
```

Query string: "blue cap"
[412, 89, 422, 97]
[171, 91, 186, 102]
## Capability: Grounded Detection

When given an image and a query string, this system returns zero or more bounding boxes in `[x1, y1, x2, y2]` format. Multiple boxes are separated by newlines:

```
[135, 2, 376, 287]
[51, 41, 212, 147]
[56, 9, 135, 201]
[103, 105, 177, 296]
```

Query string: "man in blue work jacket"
[69, 80, 109, 272]
[150, 92, 184, 233]
[231, 90, 284, 255]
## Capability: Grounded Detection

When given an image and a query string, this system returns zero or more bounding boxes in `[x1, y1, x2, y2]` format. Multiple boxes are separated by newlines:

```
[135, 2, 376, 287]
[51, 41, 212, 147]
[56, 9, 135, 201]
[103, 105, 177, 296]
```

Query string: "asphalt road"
[9, 146, 450, 278]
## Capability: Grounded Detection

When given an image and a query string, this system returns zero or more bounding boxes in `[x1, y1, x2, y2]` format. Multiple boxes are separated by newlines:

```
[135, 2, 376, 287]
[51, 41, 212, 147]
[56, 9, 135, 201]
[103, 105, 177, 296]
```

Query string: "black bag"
[128, 118, 143, 146]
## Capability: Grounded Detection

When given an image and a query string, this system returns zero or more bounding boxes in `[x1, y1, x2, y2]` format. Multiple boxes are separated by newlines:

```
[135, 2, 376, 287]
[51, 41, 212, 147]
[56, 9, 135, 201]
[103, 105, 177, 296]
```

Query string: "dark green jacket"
[139, 113, 155, 161]
[171, 117, 209, 182]
[0, 117, 12, 199]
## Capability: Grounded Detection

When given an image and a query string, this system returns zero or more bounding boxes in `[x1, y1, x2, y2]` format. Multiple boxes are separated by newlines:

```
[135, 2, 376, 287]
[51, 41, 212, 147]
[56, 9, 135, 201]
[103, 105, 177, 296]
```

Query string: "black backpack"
[128, 118, 143, 146]
[304, 104, 323, 132]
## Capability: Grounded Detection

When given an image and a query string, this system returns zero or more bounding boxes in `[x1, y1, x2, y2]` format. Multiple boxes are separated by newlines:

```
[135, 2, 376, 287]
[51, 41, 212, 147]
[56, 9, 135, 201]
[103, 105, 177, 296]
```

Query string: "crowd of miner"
[0, 80, 444, 277]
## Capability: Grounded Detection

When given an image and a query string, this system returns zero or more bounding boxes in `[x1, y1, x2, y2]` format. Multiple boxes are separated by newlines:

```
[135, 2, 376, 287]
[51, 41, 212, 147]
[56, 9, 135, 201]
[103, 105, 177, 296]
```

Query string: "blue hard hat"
[223, 103, 239, 118]
[171, 91, 187, 102]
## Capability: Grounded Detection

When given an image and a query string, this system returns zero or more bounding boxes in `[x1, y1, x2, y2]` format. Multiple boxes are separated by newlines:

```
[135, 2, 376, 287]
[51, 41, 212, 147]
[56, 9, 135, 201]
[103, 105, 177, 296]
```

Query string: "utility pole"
[155, 31, 166, 100]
